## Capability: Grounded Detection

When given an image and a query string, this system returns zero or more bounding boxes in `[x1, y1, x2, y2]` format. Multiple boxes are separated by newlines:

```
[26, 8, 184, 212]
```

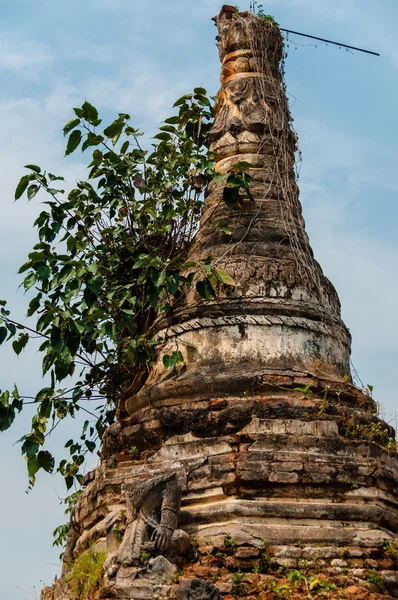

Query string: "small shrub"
[231, 571, 247, 596]
[139, 546, 150, 564]
[365, 570, 385, 592]
[128, 445, 139, 458]
[223, 534, 237, 550]
[172, 569, 184, 584]
[309, 576, 336, 592]
[112, 524, 125, 543]
[258, 541, 275, 573]
[189, 536, 199, 561]
[287, 570, 306, 585]
[213, 551, 227, 567]
[252, 564, 261, 574]
[67, 547, 106, 600]
[271, 581, 291, 598]
[256, 4, 279, 25]
[383, 538, 398, 559]
[293, 383, 313, 398]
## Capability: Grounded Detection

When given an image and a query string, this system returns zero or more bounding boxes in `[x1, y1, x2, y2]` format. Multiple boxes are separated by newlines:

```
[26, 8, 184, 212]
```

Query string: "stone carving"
[116, 472, 190, 566]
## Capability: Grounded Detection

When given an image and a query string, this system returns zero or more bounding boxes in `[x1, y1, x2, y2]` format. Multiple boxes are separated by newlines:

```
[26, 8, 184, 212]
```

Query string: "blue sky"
[0, 0, 397, 598]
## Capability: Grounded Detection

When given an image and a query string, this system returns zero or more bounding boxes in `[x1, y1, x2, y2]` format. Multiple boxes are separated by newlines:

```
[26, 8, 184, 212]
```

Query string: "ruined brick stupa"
[42, 6, 398, 599]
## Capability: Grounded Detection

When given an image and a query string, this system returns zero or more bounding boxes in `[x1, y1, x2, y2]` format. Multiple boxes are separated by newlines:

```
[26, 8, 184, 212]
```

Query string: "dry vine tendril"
[0, 89, 244, 490]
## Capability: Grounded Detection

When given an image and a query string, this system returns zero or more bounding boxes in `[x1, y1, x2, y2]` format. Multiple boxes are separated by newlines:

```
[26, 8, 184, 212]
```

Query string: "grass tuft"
[67, 547, 106, 600]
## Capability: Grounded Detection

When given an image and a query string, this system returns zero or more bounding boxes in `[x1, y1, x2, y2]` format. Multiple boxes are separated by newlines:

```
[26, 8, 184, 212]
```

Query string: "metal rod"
[280, 28, 380, 57]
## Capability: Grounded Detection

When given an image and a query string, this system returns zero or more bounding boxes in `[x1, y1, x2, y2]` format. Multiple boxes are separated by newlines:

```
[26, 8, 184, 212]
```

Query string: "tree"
[0, 89, 251, 491]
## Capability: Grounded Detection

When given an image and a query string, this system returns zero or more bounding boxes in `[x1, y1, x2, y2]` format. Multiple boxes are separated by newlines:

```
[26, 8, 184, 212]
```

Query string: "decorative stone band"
[126, 315, 351, 416]
[180, 498, 398, 541]
[223, 72, 271, 84]
[157, 314, 344, 340]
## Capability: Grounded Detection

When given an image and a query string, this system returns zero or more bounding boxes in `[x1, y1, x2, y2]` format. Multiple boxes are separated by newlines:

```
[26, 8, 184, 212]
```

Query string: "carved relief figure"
[116, 473, 190, 566]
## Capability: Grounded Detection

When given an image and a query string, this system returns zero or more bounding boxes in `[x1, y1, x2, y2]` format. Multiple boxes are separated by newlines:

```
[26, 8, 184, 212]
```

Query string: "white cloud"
[0, 39, 52, 74]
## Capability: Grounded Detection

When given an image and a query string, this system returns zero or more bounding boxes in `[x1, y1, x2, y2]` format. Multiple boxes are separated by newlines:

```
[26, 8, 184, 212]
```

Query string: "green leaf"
[27, 184, 39, 201]
[173, 94, 193, 107]
[164, 116, 180, 124]
[163, 350, 184, 370]
[152, 270, 166, 288]
[82, 133, 104, 152]
[12, 334, 29, 355]
[223, 186, 240, 209]
[37, 450, 55, 473]
[21, 439, 40, 459]
[226, 173, 244, 187]
[213, 172, 228, 183]
[120, 140, 129, 154]
[23, 271, 36, 291]
[65, 130, 82, 156]
[85, 440, 96, 453]
[24, 164, 41, 173]
[167, 274, 180, 295]
[63, 118, 81, 136]
[27, 456, 40, 478]
[81, 101, 99, 124]
[50, 327, 63, 352]
[103, 119, 124, 141]
[104, 321, 118, 341]
[196, 279, 216, 300]
[48, 173, 65, 182]
[86, 276, 104, 295]
[0, 404, 15, 431]
[154, 132, 171, 141]
[83, 287, 97, 307]
[133, 255, 150, 269]
[0, 327, 7, 344]
[65, 475, 74, 490]
[213, 269, 236, 286]
[232, 161, 256, 171]
[73, 107, 84, 118]
[15, 175, 33, 200]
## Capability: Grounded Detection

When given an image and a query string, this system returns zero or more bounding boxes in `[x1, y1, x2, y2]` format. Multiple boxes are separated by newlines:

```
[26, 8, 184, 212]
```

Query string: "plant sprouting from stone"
[67, 547, 106, 600]
[0, 88, 249, 490]
[293, 383, 313, 398]
[128, 445, 139, 458]
[252, 2, 279, 25]
[112, 524, 125, 543]
[223, 534, 237, 549]
[231, 571, 247, 595]
[383, 538, 398, 558]
[270, 581, 290, 598]
[365, 570, 385, 593]
[138, 546, 150, 564]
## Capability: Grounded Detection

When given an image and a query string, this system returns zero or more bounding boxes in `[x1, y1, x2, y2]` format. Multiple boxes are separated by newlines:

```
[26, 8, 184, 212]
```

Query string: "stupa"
[42, 6, 398, 599]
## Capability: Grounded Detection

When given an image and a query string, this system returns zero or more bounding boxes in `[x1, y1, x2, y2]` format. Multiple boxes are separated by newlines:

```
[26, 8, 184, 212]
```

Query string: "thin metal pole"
[280, 28, 380, 57]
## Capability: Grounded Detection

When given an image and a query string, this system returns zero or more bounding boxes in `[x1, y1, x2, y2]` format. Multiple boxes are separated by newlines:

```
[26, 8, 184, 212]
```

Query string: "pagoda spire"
[127, 5, 351, 414]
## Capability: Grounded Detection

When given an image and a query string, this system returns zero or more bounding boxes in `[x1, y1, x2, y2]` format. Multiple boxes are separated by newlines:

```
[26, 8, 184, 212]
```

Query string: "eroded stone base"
[41, 379, 398, 600]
